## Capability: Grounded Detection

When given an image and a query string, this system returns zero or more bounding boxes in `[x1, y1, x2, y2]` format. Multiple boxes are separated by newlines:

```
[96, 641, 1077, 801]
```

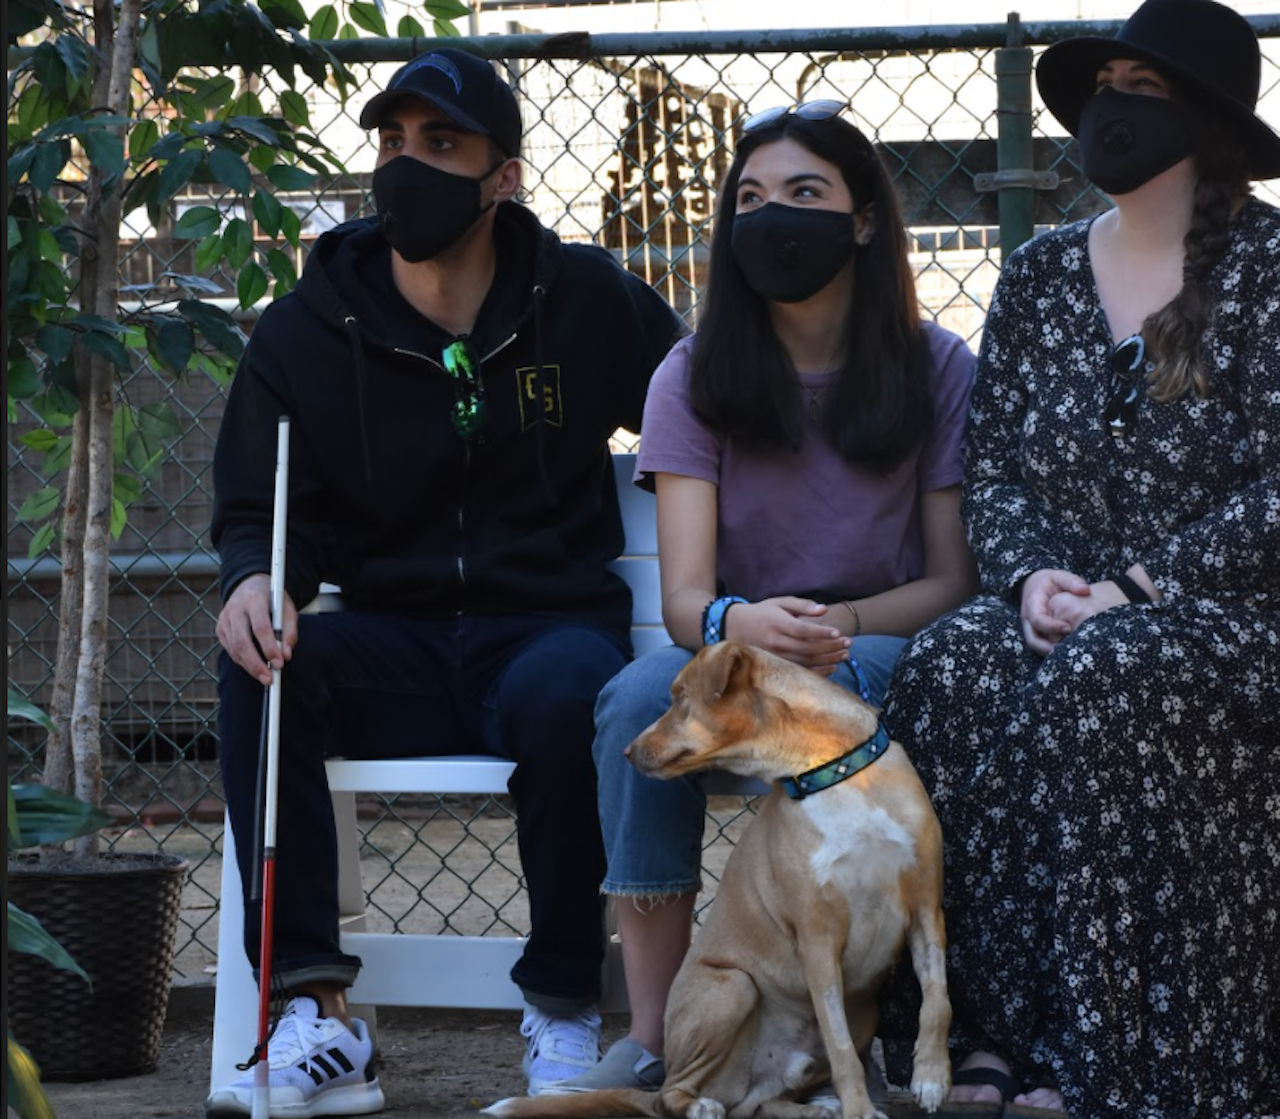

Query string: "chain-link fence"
[9, 14, 1280, 984]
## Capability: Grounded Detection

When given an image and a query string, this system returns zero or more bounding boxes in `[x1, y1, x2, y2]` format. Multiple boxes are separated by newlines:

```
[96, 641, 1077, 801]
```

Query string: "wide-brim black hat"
[1037, 0, 1280, 181]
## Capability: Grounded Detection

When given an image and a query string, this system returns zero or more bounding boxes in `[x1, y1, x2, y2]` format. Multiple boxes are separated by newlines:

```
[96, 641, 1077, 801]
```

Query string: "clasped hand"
[216, 572, 299, 685]
[1020, 569, 1131, 656]
[721, 596, 851, 676]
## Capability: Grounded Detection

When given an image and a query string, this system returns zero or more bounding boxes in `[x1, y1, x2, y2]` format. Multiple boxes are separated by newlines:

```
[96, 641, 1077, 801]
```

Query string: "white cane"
[253, 416, 290, 1119]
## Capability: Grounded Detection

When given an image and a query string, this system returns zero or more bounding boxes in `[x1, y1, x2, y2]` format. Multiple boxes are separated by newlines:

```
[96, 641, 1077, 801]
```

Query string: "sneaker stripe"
[299, 1060, 326, 1086]
[327, 1047, 355, 1074]
[310, 1053, 341, 1079]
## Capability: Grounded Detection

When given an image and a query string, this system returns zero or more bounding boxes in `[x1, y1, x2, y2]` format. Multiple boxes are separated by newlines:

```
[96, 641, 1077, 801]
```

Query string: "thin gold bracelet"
[844, 600, 861, 638]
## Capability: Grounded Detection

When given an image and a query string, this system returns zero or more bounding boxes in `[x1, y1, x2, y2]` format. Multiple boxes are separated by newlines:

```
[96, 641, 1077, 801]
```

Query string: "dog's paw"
[687, 1099, 726, 1119]
[911, 1076, 950, 1114]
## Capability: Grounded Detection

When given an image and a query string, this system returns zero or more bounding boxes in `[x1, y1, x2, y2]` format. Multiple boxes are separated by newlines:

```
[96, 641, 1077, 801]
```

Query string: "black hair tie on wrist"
[1111, 572, 1152, 604]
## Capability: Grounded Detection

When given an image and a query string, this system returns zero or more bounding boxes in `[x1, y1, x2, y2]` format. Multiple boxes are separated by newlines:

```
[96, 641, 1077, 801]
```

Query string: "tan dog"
[485, 641, 951, 1119]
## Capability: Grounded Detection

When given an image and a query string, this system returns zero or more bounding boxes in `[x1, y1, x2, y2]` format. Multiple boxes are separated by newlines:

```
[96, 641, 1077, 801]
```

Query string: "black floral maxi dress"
[881, 198, 1280, 1119]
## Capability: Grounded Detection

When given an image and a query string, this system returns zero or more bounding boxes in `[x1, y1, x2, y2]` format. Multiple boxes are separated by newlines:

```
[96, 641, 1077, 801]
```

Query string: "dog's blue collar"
[779, 722, 890, 801]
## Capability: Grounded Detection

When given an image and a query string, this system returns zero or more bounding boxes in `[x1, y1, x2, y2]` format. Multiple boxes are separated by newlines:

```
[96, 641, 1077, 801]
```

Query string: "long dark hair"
[690, 113, 930, 473]
[1142, 100, 1251, 402]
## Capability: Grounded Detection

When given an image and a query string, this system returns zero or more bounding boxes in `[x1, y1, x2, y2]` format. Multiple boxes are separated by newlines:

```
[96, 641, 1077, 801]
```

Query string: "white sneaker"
[520, 1004, 602, 1096]
[204, 996, 385, 1118]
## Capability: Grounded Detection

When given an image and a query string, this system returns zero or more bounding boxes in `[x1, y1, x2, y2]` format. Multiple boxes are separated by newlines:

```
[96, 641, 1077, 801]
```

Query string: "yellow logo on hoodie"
[517, 365, 563, 430]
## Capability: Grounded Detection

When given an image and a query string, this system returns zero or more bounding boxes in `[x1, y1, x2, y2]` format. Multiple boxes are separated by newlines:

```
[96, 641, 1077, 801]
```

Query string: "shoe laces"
[521, 1007, 601, 1062]
[265, 1002, 332, 1071]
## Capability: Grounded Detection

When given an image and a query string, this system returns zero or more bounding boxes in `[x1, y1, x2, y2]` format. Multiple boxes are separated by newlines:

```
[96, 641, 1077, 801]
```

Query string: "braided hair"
[1142, 108, 1250, 402]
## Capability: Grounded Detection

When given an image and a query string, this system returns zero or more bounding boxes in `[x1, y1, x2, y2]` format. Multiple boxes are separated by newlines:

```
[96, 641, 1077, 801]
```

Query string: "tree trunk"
[68, 0, 143, 857]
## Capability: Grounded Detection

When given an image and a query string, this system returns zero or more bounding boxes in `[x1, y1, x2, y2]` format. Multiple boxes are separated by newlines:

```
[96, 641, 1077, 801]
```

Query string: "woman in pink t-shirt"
[549, 107, 978, 1096]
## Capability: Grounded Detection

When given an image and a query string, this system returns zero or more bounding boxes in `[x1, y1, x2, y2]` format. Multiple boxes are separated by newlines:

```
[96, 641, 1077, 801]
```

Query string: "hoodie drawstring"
[530, 284, 556, 509]
[344, 315, 375, 483]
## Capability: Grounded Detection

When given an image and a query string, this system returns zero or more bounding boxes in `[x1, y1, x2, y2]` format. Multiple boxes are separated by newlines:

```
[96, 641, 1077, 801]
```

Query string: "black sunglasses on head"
[742, 99, 848, 132]
[1104, 333, 1145, 441]
[442, 337, 487, 442]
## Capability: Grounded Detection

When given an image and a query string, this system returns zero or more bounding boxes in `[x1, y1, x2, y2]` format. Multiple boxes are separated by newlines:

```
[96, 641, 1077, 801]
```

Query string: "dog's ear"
[700, 642, 752, 706]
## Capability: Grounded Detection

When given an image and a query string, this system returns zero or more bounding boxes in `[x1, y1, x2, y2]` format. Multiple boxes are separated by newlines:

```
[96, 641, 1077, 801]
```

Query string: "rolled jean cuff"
[262, 956, 362, 991]
[599, 875, 702, 899]
[520, 987, 601, 1015]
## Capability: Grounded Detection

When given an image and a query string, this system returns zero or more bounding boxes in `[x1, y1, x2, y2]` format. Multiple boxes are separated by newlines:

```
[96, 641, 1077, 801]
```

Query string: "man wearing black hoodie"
[206, 49, 685, 1118]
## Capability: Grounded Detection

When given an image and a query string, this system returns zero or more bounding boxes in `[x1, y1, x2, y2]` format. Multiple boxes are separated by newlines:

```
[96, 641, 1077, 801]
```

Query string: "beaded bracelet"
[701, 595, 749, 647]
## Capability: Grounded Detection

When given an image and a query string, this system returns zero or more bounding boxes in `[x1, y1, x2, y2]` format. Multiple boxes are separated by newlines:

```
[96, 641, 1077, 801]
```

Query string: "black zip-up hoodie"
[212, 203, 685, 639]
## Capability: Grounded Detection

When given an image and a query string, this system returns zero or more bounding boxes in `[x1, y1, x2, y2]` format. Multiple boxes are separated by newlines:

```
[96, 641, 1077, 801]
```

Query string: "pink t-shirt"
[635, 322, 975, 601]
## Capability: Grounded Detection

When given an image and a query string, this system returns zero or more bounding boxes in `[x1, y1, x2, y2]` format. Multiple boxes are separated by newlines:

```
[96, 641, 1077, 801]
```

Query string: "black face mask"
[730, 203, 857, 304]
[372, 156, 499, 262]
[1078, 86, 1192, 196]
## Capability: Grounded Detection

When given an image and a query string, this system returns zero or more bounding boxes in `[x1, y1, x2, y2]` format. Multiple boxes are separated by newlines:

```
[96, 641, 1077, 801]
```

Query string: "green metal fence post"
[994, 12, 1036, 258]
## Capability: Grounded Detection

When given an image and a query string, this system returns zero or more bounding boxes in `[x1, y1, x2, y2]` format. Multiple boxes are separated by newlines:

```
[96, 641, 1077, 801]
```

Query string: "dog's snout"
[622, 742, 633, 760]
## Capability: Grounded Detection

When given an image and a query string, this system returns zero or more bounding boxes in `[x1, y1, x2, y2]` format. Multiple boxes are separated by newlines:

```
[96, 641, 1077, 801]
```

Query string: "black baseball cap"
[359, 48, 523, 157]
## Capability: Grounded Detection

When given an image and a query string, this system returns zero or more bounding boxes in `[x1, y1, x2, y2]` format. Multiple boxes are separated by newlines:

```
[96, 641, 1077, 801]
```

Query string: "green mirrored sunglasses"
[441, 337, 487, 442]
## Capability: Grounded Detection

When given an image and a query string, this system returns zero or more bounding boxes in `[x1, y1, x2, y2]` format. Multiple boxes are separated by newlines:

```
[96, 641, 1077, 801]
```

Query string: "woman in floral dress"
[881, 2, 1280, 1117]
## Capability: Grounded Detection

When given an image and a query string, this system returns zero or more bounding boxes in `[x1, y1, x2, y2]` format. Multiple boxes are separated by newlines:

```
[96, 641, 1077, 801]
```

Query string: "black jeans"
[218, 610, 628, 1011]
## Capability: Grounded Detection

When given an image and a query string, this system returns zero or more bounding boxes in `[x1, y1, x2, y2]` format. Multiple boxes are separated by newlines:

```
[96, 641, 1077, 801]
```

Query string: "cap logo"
[399, 52, 462, 94]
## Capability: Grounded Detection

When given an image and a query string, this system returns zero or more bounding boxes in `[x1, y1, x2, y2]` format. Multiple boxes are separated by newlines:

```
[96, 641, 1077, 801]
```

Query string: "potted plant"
[6, 690, 109, 1116]
[5, 0, 365, 1081]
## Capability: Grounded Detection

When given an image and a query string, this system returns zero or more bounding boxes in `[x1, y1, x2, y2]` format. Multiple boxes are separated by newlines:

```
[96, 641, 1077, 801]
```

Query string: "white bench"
[210, 453, 761, 1089]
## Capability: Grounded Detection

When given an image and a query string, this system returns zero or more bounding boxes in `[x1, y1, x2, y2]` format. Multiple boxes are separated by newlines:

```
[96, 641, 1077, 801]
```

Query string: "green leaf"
[114, 472, 143, 506]
[173, 206, 221, 240]
[227, 115, 280, 146]
[42, 434, 73, 475]
[337, 22, 359, 40]
[7, 0, 50, 38]
[129, 118, 160, 162]
[266, 247, 298, 293]
[8, 216, 20, 250]
[152, 320, 195, 375]
[16, 488, 60, 523]
[8, 1034, 58, 1119]
[18, 430, 60, 452]
[26, 522, 57, 560]
[79, 331, 132, 371]
[8, 357, 40, 399]
[260, 0, 308, 30]
[8, 903, 90, 981]
[252, 189, 283, 237]
[279, 90, 310, 128]
[433, 17, 461, 37]
[194, 233, 224, 272]
[309, 3, 338, 38]
[208, 145, 254, 195]
[83, 128, 126, 187]
[396, 14, 425, 36]
[248, 145, 276, 175]
[31, 260, 68, 303]
[237, 261, 269, 309]
[11, 785, 111, 849]
[157, 147, 204, 202]
[348, 1, 387, 34]
[53, 33, 91, 81]
[31, 43, 66, 96]
[279, 205, 302, 248]
[424, 0, 470, 16]
[29, 140, 69, 195]
[265, 164, 314, 191]
[110, 496, 127, 539]
[6, 690, 55, 733]
[34, 325, 74, 366]
[138, 401, 181, 442]
[222, 217, 254, 269]
[178, 299, 245, 358]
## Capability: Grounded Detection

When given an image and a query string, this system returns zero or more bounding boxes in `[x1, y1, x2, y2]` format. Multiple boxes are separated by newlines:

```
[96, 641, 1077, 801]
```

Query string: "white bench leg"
[210, 817, 263, 1092]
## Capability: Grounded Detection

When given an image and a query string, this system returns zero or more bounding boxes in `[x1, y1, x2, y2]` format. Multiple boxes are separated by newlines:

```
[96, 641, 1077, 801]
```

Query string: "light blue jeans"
[592, 636, 908, 897]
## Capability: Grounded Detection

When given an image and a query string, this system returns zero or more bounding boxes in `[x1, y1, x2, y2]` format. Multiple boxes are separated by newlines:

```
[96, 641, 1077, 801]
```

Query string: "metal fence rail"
[8, 14, 1280, 982]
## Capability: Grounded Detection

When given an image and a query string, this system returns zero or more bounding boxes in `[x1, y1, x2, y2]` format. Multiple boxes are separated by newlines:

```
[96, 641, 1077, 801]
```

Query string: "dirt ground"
[35, 989, 924, 1119]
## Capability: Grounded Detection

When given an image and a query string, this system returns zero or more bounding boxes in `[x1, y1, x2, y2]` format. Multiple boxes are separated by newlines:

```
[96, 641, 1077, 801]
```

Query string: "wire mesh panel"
[8, 17, 1280, 981]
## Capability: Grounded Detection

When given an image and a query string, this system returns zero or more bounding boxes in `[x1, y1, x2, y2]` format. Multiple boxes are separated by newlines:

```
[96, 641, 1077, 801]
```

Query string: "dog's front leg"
[797, 942, 882, 1119]
[905, 895, 951, 1112]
